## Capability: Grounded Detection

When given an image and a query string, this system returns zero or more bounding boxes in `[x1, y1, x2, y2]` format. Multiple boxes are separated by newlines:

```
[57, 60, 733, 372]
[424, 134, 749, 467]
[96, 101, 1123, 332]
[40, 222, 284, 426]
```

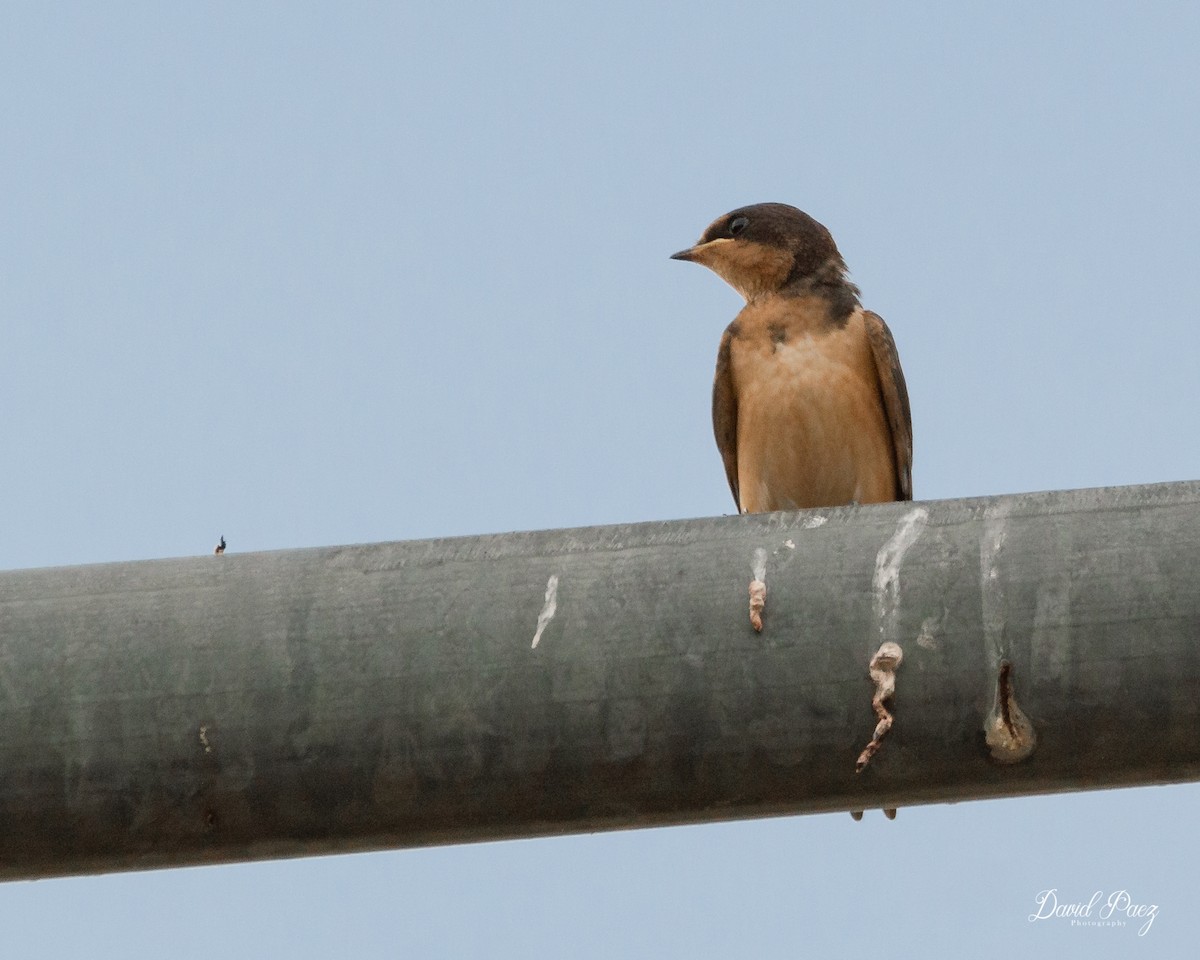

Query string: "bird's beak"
[672, 238, 730, 262]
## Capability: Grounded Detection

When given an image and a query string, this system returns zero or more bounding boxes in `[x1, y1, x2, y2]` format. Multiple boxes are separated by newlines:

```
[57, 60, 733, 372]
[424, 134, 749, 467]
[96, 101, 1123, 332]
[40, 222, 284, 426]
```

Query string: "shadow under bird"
[672, 202, 912, 512]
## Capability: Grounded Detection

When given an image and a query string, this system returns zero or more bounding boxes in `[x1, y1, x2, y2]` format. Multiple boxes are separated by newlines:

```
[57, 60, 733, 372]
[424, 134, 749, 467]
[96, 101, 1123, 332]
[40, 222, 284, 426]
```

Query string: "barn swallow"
[671, 203, 912, 512]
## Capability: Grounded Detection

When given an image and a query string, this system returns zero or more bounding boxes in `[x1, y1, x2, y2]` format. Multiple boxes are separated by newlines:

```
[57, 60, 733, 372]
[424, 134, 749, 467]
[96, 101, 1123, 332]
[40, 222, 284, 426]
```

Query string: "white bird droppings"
[751, 547, 768, 582]
[916, 611, 945, 650]
[531, 575, 559, 649]
[979, 504, 1010, 663]
[873, 508, 929, 637]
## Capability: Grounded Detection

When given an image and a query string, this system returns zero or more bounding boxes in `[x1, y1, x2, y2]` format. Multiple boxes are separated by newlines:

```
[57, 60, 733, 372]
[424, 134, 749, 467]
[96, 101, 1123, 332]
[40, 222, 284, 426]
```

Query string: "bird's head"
[671, 202, 848, 302]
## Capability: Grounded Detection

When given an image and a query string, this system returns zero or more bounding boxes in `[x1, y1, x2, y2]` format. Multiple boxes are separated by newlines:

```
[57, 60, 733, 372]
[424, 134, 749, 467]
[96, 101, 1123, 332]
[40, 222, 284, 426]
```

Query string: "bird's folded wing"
[864, 311, 913, 501]
[712, 324, 741, 511]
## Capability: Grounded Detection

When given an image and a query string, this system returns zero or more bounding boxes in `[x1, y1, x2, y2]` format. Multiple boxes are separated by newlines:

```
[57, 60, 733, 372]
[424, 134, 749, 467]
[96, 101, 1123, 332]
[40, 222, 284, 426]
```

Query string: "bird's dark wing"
[864, 311, 913, 501]
[712, 324, 741, 510]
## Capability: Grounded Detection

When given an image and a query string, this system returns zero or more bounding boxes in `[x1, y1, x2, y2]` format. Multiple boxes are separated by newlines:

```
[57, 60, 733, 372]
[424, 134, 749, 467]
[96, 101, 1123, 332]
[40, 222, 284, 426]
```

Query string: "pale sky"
[2, 2, 1195, 956]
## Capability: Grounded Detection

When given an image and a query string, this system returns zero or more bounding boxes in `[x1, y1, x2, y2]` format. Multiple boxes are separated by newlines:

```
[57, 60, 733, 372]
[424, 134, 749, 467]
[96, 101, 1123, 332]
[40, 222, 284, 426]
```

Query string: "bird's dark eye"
[729, 216, 749, 236]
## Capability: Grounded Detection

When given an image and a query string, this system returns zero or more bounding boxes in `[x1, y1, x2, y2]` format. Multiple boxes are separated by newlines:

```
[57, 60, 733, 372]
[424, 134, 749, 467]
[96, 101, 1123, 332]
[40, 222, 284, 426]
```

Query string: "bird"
[671, 203, 911, 513]
[674, 203, 912, 821]
[214, 535, 226, 555]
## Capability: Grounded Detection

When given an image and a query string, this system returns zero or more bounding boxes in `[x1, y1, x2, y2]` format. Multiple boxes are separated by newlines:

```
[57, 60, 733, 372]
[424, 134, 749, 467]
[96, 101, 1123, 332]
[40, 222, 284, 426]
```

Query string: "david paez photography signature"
[1028, 889, 1158, 936]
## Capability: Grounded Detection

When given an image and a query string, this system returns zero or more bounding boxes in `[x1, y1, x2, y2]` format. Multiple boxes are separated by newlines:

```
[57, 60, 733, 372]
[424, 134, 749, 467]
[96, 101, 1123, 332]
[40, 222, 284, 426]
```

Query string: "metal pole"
[1, 481, 1198, 880]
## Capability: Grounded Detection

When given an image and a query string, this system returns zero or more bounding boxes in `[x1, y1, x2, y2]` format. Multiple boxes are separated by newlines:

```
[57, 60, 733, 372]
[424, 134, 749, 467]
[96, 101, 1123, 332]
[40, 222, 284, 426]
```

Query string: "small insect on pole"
[1, 481, 1199, 881]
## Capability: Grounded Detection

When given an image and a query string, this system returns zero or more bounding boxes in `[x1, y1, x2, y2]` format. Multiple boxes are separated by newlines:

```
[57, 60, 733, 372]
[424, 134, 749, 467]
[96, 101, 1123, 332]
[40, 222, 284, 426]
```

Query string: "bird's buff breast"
[730, 316, 895, 511]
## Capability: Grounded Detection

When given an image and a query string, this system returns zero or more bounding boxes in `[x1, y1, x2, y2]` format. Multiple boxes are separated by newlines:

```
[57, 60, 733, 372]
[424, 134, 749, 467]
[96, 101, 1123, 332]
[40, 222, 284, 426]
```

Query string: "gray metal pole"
[1, 481, 1199, 880]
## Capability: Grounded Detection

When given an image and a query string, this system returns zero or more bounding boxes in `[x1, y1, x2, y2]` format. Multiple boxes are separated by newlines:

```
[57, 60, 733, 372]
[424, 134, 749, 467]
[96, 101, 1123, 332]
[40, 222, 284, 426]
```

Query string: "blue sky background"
[2, 1, 1195, 955]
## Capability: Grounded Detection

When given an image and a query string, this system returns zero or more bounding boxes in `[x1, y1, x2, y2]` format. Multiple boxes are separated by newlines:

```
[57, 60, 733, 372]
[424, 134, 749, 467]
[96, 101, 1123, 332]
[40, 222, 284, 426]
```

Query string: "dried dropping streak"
[531, 575, 559, 649]
[856, 641, 904, 771]
[984, 660, 1037, 763]
[748, 547, 767, 632]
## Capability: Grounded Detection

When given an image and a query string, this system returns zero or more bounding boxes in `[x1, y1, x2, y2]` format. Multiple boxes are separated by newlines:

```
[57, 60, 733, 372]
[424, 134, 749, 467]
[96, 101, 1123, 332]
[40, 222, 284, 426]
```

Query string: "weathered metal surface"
[1, 481, 1198, 879]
